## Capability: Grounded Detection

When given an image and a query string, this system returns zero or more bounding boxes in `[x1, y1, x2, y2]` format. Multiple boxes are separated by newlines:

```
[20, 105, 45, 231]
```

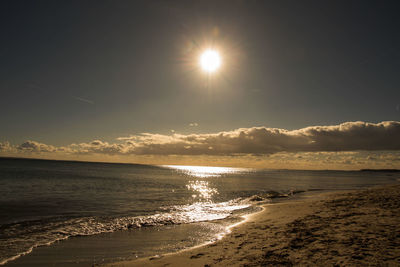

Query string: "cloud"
[115, 121, 400, 155]
[189, 123, 199, 127]
[0, 142, 13, 152]
[17, 140, 57, 153]
[74, 96, 94, 105]
[66, 140, 129, 155]
[3, 121, 400, 158]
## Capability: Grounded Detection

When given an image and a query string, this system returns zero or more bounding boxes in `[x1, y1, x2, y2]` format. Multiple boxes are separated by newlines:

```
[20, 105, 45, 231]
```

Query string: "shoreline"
[106, 184, 400, 266]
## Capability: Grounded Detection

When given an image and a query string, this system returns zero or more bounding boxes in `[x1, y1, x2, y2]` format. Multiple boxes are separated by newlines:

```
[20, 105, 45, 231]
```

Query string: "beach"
[7, 159, 400, 266]
[3, 1, 400, 265]
[107, 184, 400, 266]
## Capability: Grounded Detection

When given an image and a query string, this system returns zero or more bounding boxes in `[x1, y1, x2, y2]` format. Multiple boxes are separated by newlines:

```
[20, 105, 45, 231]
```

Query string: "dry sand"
[106, 185, 400, 266]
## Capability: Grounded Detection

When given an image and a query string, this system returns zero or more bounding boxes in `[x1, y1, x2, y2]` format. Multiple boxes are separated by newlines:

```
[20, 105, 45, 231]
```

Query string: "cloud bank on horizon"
[1, 121, 400, 156]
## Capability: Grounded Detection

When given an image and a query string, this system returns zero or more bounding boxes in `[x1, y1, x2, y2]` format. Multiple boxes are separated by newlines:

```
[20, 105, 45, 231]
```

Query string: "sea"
[0, 157, 399, 266]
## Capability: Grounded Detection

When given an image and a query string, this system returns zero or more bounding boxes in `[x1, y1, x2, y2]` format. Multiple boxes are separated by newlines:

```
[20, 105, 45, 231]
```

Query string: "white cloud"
[17, 140, 57, 153]
[0, 142, 13, 152]
[74, 96, 94, 105]
[2, 121, 400, 158]
[67, 140, 128, 155]
[115, 121, 400, 155]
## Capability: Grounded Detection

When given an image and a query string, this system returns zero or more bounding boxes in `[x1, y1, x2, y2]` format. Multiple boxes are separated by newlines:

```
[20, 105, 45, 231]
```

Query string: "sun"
[200, 50, 221, 73]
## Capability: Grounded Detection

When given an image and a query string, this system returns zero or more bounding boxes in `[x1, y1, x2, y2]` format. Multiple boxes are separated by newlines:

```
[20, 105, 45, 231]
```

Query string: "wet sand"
[106, 184, 400, 266]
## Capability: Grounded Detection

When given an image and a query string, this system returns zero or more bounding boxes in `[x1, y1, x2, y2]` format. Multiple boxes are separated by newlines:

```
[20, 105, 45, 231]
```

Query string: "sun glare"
[162, 165, 249, 178]
[200, 50, 221, 73]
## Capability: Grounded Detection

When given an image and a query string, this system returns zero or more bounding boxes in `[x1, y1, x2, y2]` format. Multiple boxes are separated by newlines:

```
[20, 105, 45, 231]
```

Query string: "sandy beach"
[107, 184, 400, 266]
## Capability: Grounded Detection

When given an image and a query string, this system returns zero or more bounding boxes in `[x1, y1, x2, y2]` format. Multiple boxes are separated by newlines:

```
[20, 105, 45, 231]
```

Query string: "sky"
[1, 0, 400, 169]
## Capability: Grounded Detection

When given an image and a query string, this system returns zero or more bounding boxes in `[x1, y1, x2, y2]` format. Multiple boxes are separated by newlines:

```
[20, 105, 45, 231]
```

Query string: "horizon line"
[1, 156, 398, 172]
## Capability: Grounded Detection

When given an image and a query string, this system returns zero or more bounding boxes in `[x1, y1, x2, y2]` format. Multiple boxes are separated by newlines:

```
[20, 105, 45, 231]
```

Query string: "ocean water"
[0, 157, 399, 266]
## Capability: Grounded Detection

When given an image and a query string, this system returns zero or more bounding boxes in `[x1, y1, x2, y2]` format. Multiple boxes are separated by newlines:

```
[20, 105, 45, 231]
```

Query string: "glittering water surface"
[163, 165, 248, 178]
[0, 158, 398, 266]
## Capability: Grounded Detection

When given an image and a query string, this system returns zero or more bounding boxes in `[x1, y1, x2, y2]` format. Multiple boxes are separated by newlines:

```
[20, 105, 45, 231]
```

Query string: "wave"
[0, 191, 297, 265]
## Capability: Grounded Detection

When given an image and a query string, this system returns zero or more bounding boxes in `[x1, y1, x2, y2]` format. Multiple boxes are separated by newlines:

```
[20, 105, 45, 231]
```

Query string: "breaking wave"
[0, 189, 302, 265]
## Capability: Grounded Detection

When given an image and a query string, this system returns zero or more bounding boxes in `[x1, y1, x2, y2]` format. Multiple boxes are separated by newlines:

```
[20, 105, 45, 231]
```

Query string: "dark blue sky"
[1, 0, 400, 146]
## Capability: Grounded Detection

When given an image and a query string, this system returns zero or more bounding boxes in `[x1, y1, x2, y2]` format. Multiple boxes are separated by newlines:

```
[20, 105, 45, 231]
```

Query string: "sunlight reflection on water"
[186, 180, 218, 200]
[160, 165, 253, 222]
[162, 165, 249, 178]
